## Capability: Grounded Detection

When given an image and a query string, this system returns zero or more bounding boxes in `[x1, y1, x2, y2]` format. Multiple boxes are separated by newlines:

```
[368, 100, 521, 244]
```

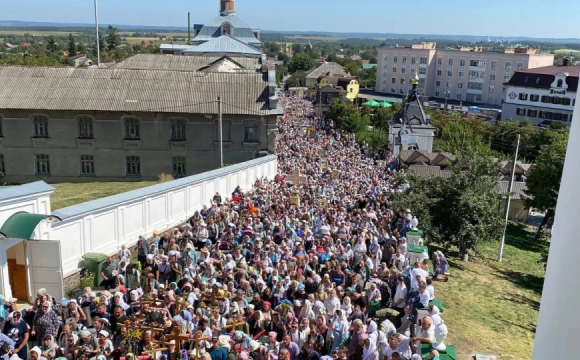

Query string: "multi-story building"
[502, 63, 578, 125]
[375, 42, 554, 106]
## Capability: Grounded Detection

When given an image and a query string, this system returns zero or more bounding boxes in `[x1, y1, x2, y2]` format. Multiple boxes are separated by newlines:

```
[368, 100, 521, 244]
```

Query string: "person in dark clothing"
[109, 307, 127, 336]
[100, 257, 118, 291]
[136, 236, 149, 267]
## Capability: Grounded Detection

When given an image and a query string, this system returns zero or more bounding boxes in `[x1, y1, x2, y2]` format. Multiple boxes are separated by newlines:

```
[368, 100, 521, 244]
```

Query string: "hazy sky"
[1, 0, 579, 38]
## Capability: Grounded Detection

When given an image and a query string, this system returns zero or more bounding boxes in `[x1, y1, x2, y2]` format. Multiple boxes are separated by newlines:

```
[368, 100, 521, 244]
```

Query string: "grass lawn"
[553, 49, 580, 55]
[430, 222, 547, 359]
[51, 181, 157, 210]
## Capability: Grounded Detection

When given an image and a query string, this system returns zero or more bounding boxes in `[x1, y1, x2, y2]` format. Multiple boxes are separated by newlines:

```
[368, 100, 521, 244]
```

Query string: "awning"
[358, 93, 403, 104]
[0, 211, 60, 239]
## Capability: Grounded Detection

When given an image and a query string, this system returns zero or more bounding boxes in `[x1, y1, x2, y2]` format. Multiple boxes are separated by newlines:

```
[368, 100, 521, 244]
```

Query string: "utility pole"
[218, 97, 223, 168]
[498, 133, 520, 261]
[187, 12, 191, 43]
[94, 0, 101, 67]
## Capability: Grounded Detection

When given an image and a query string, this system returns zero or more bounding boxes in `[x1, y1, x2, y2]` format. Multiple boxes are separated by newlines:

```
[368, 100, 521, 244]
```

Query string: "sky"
[1, 0, 579, 39]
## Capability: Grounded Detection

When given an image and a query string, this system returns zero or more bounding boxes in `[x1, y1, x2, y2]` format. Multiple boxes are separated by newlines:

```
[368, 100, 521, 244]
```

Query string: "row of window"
[384, 56, 429, 65]
[516, 93, 574, 106]
[515, 108, 570, 121]
[0, 154, 189, 177]
[0, 116, 261, 143]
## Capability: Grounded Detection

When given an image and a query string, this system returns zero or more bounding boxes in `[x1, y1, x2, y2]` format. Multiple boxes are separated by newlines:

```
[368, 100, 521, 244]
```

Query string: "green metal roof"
[0, 211, 56, 239]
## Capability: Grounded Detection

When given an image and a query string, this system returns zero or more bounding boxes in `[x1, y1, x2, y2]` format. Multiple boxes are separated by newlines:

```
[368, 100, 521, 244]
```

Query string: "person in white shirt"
[391, 249, 405, 271]
[392, 276, 407, 310]
[411, 316, 435, 350]
[324, 290, 341, 318]
[425, 277, 435, 301]
[410, 263, 428, 291]
[382, 333, 412, 360]
[411, 282, 430, 317]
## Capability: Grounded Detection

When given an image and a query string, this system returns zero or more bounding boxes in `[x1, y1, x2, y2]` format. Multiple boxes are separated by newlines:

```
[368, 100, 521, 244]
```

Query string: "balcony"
[466, 88, 484, 95]
[468, 77, 485, 84]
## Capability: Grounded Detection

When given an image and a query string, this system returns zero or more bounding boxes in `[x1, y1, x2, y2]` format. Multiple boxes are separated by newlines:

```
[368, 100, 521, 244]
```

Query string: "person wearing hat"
[96, 330, 113, 358]
[75, 330, 98, 359]
[208, 336, 227, 360]
[29, 346, 46, 360]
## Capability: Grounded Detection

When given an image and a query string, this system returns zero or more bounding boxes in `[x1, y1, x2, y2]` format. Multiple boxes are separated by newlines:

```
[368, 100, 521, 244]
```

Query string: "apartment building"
[375, 42, 554, 106]
[502, 63, 578, 125]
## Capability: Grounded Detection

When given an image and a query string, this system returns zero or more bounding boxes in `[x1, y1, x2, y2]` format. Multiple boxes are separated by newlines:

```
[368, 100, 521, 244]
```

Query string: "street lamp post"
[444, 89, 450, 111]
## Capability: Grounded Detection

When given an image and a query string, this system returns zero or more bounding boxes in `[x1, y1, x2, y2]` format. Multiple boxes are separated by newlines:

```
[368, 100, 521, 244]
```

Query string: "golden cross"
[287, 169, 307, 185]
[190, 331, 210, 360]
[162, 326, 192, 351]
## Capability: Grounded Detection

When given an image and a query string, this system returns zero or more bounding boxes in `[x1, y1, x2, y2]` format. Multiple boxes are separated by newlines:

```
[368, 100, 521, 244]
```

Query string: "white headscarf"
[114, 292, 129, 310]
[362, 336, 377, 360]
[429, 305, 442, 327]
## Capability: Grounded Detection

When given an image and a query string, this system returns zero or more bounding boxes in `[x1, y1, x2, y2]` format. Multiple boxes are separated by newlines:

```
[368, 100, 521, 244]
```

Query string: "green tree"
[105, 25, 121, 51]
[284, 71, 305, 90]
[392, 149, 504, 260]
[292, 43, 303, 54]
[524, 128, 569, 239]
[67, 33, 77, 56]
[46, 37, 58, 53]
[327, 99, 369, 133]
[287, 53, 315, 73]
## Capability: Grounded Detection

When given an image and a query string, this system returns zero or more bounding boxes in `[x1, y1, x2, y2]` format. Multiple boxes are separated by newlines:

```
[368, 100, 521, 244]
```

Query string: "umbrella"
[379, 101, 392, 108]
[362, 99, 381, 107]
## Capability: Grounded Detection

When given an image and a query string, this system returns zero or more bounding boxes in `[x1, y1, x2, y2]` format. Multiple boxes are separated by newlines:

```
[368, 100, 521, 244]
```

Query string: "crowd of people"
[2, 96, 450, 360]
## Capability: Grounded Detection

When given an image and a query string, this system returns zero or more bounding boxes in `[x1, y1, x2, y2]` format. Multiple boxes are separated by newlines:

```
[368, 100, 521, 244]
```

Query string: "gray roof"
[182, 35, 261, 56]
[53, 155, 276, 220]
[392, 84, 435, 129]
[113, 54, 261, 72]
[305, 62, 348, 79]
[0, 181, 54, 203]
[408, 165, 443, 177]
[0, 66, 273, 115]
[195, 14, 261, 45]
[497, 181, 528, 200]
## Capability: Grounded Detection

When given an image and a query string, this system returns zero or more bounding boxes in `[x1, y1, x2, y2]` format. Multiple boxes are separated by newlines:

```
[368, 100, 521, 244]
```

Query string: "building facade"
[376, 42, 554, 106]
[0, 58, 281, 183]
[502, 65, 578, 125]
[305, 62, 349, 98]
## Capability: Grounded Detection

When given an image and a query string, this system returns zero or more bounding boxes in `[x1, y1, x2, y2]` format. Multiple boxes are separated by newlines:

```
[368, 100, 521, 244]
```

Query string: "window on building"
[400, 79, 405, 84]
[391, 78, 396, 85]
[35, 154, 50, 175]
[411, 57, 416, 64]
[563, 114, 569, 122]
[448, 58, 454, 66]
[123, 117, 140, 140]
[456, 93, 462, 100]
[541, 95, 551, 103]
[489, 85, 495, 93]
[457, 83, 463, 89]
[401, 67, 406, 74]
[172, 156, 186, 178]
[80, 154, 95, 176]
[530, 94, 540, 102]
[487, 96, 494, 104]
[490, 74, 496, 81]
[505, 62, 512, 70]
[383, 55, 388, 63]
[467, 82, 484, 90]
[400, 89, 405, 95]
[419, 68, 426, 75]
[33, 115, 49, 138]
[77, 116, 94, 139]
[459, 71, 464, 78]
[244, 122, 260, 142]
[516, 63, 523, 71]
[418, 79, 426, 88]
[390, 88, 395, 93]
[553, 97, 563, 105]
[447, 71, 453, 77]
[437, 58, 442, 65]
[519, 93, 528, 101]
[535, 77, 541, 85]
[0, 154, 4, 175]
[516, 108, 526, 116]
[524, 76, 529, 84]
[435, 81, 441, 87]
[222, 22, 232, 35]
[470, 60, 486, 67]
[563, 97, 572, 106]
[557, 79, 563, 88]
[446, 82, 451, 89]
[402, 56, 406, 64]
[503, 76, 510, 82]
[527, 109, 538, 118]
[420, 57, 428, 64]
[552, 113, 563, 121]
[491, 61, 497, 69]
[170, 118, 187, 141]
[393, 56, 398, 63]
[435, 91, 440, 97]
[437, 70, 442, 76]
[460, 59, 466, 67]
[326, 94, 332, 103]
[126, 156, 141, 176]
[392, 67, 397, 73]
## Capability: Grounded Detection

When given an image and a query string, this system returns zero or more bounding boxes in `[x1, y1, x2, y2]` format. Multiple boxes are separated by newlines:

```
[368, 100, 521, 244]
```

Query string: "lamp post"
[444, 89, 450, 111]
[94, 0, 100, 67]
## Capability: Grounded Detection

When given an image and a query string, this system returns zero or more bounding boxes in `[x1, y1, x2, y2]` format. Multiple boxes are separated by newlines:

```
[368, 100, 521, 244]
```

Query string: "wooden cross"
[317, 150, 326, 157]
[331, 169, 339, 179]
[162, 327, 191, 351]
[223, 321, 248, 331]
[190, 331, 210, 360]
[287, 169, 307, 185]
[141, 342, 168, 359]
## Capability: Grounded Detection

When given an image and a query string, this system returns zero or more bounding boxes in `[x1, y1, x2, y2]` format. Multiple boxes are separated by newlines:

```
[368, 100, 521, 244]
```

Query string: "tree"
[392, 149, 504, 260]
[284, 71, 305, 90]
[287, 53, 315, 73]
[327, 99, 369, 133]
[292, 43, 303, 54]
[67, 33, 77, 56]
[46, 37, 58, 53]
[105, 25, 121, 51]
[437, 112, 492, 155]
[524, 128, 569, 239]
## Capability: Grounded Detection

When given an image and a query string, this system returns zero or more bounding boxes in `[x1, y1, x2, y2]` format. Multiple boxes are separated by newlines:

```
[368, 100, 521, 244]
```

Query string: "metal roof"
[182, 35, 261, 56]
[113, 54, 261, 72]
[0, 181, 54, 203]
[0, 66, 274, 115]
[0, 211, 56, 239]
[306, 62, 348, 79]
[196, 14, 261, 45]
[52, 155, 277, 220]
[498, 181, 528, 200]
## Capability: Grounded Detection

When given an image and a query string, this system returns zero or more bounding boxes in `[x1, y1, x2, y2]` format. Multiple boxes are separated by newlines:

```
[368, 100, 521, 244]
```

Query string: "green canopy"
[362, 99, 381, 107]
[379, 101, 392, 108]
[0, 211, 59, 239]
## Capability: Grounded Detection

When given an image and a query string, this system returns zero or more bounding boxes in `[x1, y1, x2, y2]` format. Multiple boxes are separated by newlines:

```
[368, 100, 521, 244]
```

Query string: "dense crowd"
[2, 96, 450, 360]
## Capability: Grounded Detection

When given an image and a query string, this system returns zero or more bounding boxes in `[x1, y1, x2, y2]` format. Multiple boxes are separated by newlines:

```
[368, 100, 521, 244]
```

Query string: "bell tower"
[220, 0, 235, 16]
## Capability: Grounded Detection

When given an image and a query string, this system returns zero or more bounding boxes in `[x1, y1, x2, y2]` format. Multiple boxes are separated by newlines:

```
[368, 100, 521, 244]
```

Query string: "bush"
[158, 173, 175, 183]
[356, 129, 388, 153]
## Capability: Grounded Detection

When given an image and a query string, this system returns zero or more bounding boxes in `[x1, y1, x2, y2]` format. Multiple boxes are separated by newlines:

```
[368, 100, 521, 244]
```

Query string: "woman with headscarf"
[3, 311, 29, 360]
[32, 301, 60, 347]
[298, 300, 315, 322]
[109, 293, 129, 315]
[361, 334, 378, 360]
[248, 310, 265, 337]
[164, 290, 176, 318]
[329, 309, 349, 354]
[340, 296, 352, 318]
[428, 305, 442, 327]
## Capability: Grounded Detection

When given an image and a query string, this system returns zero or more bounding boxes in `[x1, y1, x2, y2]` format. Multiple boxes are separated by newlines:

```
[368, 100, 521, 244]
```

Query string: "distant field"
[0, 30, 80, 36]
[554, 49, 580, 55]
[286, 35, 346, 41]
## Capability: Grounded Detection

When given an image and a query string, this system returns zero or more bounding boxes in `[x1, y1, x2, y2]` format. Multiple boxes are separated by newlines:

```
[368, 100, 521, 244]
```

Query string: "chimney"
[563, 57, 570, 66]
[220, 0, 235, 16]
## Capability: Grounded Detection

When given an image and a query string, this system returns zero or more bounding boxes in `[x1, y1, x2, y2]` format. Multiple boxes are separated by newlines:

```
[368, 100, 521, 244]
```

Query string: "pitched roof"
[406, 150, 438, 164]
[182, 35, 261, 56]
[114, 54, 261, 72]
[392, 84, 434, 129]
[497, 181, 528, 200]
[306, 62, 348, 79]
[408, 165, 443, 177]
[505, 66, 579, 91]
[431, 152, 456, 166]
[0, 66, 274, 115]
[194, 14, 261, 46]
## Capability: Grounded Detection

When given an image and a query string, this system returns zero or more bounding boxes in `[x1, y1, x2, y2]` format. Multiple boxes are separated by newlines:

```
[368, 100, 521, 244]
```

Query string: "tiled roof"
[306, 62, 348, 79]
[182, 35, 261, 56]
[0, 66, 274, 115]
[113, 54, 261, 72]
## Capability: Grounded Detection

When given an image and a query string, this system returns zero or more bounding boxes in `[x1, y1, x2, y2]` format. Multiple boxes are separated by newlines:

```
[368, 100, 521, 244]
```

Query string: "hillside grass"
[51, 181, 156, 210]
[430, 222, 546, 359]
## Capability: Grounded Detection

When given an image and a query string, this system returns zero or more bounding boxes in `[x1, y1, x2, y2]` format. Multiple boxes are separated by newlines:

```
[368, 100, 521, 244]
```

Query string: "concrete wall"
[47, 155, 278, 276]
[501, 103, 574, 125]
[0, 109, 277, 183]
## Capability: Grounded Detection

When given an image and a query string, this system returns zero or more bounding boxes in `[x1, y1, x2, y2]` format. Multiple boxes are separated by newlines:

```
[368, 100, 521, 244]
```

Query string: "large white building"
[375, 42, 554, 106]
[501, 64, 578, 125]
